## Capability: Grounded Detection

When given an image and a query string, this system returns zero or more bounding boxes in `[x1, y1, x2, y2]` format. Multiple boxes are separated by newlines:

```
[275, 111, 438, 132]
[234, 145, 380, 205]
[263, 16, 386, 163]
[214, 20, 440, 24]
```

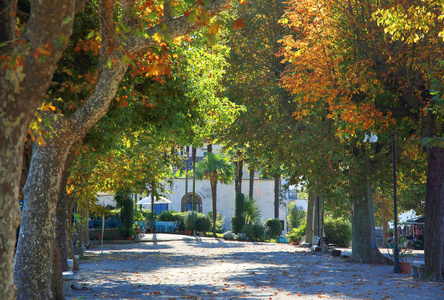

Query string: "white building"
[97, 144, 288, 233]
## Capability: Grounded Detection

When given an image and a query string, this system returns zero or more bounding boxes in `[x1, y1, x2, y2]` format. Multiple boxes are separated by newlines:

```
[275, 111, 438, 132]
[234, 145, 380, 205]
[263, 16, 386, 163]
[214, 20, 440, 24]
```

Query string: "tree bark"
[235, 151, 243, 195]
[274, 173, 281, 220]
[305, 192, 315, 244]
[350, 164, 391, 264]
[249, 166, 254, 199]
[424, 146, 444, 281]
[14, 132, 73, 299]
[0, 1, 84, 298]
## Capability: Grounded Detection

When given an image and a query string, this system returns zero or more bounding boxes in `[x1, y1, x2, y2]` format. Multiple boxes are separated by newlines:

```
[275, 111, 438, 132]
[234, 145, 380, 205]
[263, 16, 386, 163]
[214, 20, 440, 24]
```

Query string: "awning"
[136, 196, 172, 205]
[404, 216, 424, 225]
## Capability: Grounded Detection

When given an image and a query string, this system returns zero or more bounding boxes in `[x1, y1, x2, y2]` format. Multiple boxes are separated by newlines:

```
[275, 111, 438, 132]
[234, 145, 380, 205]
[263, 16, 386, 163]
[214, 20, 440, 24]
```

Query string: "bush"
[208, 211, 224, 233]
[223, 231, 236, 240]
[231, 193, 245, 233]
[159, 210, 174, 221]
[184, 211, 198, 231]
[118, 227, 136, 238]
[287, 202, 306, 231]
[324, 217, 351, 247]
[243, 224, 265, 241]
[264, 218, 283, 239]
[196, 213, 212, 233]
[286, 224, 306, 243]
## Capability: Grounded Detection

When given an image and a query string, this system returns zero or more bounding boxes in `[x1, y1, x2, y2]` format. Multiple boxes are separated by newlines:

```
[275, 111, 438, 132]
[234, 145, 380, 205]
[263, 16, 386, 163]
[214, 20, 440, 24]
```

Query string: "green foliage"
[196, 213, 212, 233]
[286, 224, 306, 243]
[145, 212, 158, 222]
[244, 197, 261, 225]
[159, 210, 184, 222]
[287, 203, 306, 231]
[231, 193, 245, 233]
[324, 217, 352, 247]
[134, 209, 148, 221]
[114, 189, 133, 230]
[184, 211, 198, 231]
[207, 211, 224, 233]
[118, 227, 136, 238]
[264, 218, 283, 239]
[243, 224, 265, 242]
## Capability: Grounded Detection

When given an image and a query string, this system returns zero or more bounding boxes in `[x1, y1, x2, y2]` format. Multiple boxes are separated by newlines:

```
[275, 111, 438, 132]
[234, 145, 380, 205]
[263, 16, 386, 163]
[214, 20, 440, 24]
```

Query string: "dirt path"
[67, 236, 443, 299]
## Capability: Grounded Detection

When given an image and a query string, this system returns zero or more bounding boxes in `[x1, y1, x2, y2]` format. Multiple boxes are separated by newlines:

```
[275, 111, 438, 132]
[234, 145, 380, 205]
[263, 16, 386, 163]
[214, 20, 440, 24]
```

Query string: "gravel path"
[67, 235, 443, 299]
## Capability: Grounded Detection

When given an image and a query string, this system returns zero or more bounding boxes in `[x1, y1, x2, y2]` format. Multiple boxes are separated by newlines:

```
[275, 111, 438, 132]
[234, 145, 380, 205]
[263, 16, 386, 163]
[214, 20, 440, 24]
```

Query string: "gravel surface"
[67, 234, 443, 299]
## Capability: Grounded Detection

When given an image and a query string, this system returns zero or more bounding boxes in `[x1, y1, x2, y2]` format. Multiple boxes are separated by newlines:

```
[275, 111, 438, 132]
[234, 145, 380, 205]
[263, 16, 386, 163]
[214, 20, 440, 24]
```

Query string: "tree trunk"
[76, 205, 90, 257]
[235, 151, 243, 195]
[14, 135, 72, 299]
[55, 150, 77, 273]
[50, 245, 65, 300]
[274, 173, 281, 220]
[350, 165, 390, 264]
[211, 176, 218, 237]
[192, 146, 197, 211]
[249, 166, 254, 199]
[424, 146, 444, 281]
[305, 192, 315, 244]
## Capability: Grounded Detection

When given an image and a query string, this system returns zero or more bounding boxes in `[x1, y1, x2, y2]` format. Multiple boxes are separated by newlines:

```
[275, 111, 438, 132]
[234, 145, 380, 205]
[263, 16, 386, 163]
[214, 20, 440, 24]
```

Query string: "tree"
[195, 152, 234, 236]
[12, 1, 235, 298]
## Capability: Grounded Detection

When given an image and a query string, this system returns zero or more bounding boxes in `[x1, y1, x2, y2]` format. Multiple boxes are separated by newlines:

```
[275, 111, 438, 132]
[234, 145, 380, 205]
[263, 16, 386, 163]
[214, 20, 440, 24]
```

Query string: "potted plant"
[286, 225, 306, 245]
[184, 211, 197, 235]
[387, 237, 413, 274]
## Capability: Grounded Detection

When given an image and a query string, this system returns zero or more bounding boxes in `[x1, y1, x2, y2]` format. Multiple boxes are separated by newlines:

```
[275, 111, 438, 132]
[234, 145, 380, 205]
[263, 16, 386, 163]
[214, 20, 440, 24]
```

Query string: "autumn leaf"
[234, 18, 245, 30]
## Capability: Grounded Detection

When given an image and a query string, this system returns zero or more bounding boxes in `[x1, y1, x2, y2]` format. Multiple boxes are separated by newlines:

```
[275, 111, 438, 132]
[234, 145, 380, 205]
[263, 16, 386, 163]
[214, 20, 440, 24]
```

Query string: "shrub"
[196, 213, 212, 233]
[159, 210, 174, 221]
[286, 224, 306, 243]
[115, 189, 134, 234]
[118, 227, 136, 238]
[287, 202, 306, 231]
[264, 218, 283, 239]
[223, 231, 236, 240]
[208, 211, 224, 233]
[243, 224, 265, 241]
[324, 217, 351, 247]
[184, 211, 198, 231]
[231, 193, 245, 233]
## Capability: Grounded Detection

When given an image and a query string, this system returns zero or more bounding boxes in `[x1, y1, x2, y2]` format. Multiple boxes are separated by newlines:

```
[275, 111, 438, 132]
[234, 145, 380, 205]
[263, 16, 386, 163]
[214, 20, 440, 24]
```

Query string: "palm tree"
[196, 152, 235, 236]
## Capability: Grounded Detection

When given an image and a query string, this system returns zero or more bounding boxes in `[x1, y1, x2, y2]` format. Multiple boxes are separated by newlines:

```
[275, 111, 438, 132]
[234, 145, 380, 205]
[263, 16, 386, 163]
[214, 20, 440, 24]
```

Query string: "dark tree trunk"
[76, 205, 90, 258]
[211, 178, 218, 237]
[274, 173, 281, 220]
[249, 166, 254, 199]
[50, 245, 65, 300]
[424, 146, 444, 281]
[350, 165, 391, 264]
[192, 146, 197, 210]
[235, 152, 243, 196]
[55, 150, 77, 273]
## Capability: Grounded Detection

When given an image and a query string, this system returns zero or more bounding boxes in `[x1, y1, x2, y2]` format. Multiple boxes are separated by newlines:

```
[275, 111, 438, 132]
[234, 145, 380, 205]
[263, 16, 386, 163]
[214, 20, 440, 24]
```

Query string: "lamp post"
[392, 133, 401, 273]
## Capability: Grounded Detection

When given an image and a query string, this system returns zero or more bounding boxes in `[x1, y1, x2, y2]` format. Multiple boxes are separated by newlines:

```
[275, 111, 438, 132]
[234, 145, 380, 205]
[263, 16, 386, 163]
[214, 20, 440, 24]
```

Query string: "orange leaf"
[234, 18, 245, 30]
[121, 100, 128, 107]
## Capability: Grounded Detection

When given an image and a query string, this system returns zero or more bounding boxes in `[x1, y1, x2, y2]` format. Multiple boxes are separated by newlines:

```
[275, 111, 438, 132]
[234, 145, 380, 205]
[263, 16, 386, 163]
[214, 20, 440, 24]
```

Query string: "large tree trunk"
[55, 150, 77, 273]
[274, 173, 281, 220]
[76, 205, 90, 257]
[14, 135, 72, 299]
[305, 192, 315, 244]
[0, 1, 84, 298]
[350, 165, 390, 264]
[249, 166, 254, 199]
[424, 146, 444, 281]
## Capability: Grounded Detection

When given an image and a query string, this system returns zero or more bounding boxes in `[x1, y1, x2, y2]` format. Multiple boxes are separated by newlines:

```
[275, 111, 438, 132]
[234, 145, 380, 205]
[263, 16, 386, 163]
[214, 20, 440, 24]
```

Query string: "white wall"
[168, 178, 287, 234]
